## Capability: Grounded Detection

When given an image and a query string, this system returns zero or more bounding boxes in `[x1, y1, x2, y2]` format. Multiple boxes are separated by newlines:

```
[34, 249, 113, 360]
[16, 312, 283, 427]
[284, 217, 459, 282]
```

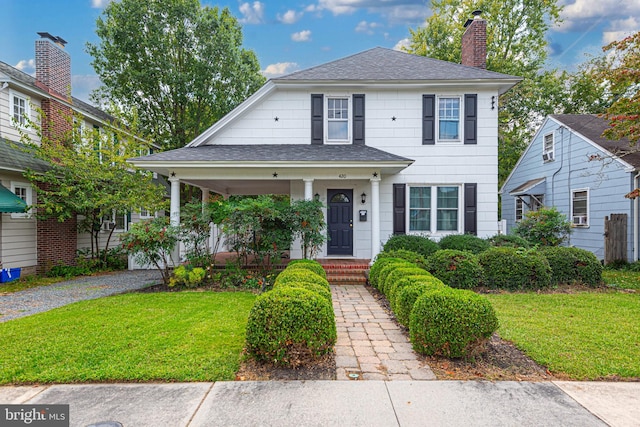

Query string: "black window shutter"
[393, 184, 406, 235]
[464, 183, 477, 235]
[311, 94, 324, 145]
[353, 94, 365, 145]
[464, 94, 477, 145]
[422, 94, 435, 145]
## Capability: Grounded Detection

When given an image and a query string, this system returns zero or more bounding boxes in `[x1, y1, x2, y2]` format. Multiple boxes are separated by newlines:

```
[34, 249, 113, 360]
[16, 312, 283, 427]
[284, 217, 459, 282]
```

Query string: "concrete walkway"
[332, 284, 435, 381]
[3, 380, 639, 426]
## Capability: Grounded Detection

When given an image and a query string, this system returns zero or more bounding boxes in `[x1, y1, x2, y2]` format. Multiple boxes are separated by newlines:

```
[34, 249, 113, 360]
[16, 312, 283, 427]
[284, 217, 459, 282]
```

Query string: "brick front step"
[327, 275, 368, 285]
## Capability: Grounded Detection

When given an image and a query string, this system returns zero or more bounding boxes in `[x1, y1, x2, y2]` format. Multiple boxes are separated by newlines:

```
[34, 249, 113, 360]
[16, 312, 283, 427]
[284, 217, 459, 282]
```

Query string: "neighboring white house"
[129, 15, 521, 261]
[0, 33, 155, 274]
[501, 114, 640, 262]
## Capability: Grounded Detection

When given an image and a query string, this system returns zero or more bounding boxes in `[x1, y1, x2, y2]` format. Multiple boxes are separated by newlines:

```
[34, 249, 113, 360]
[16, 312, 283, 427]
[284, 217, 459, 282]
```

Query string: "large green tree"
[87, 0, 265, 151]
[21, 113, 167, 263]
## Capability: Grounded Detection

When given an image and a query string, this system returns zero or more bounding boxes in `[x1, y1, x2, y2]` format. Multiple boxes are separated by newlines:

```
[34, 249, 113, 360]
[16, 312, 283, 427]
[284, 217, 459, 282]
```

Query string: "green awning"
[0, 184, 27, 213]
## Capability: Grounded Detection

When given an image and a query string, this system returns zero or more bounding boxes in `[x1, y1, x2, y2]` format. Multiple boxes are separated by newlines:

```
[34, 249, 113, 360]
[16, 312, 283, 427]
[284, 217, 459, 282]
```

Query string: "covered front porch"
[128, 144, 413, 261]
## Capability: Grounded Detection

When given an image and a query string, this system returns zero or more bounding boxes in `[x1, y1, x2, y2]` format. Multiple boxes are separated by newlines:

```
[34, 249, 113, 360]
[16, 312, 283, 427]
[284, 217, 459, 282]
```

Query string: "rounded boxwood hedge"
[375, 260, 416, 291]
[274, 280, 333, 303]
[394, 280, 446, 327]
[478, 247, 552, 290]
[540, 246, 602, 287]
[245, 287, 336, 366]
[388, 274, 446, 312]
[409, 288, 498, 358]
[437, 234, 490, 254]
[487, 234, 530, 249]
[427, 249, 484, 289]
[369, 257, 406, 288]
[286, 259, 327, 279]
[380, 266, 428, 296]
[274, 269, 330, 291]
[375, 249, 428, 270]
[382, 234, 440, 258]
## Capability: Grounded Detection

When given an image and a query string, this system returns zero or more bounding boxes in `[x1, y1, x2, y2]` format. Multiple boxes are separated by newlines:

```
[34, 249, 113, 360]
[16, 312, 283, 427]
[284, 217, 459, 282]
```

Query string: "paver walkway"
[332, 284, 436, 381]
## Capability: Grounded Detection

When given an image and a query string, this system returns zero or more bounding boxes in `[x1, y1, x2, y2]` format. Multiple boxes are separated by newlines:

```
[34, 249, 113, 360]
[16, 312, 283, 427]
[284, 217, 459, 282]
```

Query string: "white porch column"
[303, 178, 314, 200]
[370, 177, 381, 262]
[169, 175, 180, 227]
[201, 187, 214, 255]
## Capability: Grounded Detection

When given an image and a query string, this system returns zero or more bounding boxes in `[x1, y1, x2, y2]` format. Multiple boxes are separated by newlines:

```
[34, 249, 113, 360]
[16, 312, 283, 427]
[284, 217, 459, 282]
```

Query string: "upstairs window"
[438, 97, 460, 140]
[543, 132, 555, 162]
[10, 182, 32, 219]
[11, 92, 29, 127]
[327, 97, 349, 141]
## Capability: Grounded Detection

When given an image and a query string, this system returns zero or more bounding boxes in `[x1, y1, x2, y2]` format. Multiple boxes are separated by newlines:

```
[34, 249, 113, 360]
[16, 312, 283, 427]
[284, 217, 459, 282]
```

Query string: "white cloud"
[239, 1, 265, 24]
[355, 20, 382, 35]
[291, 30, 312, 42]
[393, 38, 411, 52]
[603, 16, 639, 44]
[91, 0, 111, 8]
[277, 10, 303, 24]
[71, 74, 102, 104]
[14, 59, 35, 73]
[310, 0, 427, 23]
[262, 62, 299, 78]
[559, 0, 640, 32]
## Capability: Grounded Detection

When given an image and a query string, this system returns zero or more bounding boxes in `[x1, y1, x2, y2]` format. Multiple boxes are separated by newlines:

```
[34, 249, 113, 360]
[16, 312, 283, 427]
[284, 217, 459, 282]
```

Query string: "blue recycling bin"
[0, 268, 21, 283]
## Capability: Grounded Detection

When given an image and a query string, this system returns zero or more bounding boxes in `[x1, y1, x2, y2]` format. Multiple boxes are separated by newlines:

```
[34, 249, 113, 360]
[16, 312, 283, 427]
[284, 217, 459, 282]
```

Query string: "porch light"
[361, 192, 367, 204]
[314, 193, 320, 201]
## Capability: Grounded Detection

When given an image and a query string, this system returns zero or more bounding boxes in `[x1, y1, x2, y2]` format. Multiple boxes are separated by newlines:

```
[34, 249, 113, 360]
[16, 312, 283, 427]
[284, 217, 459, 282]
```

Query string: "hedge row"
[245, 260, 336, 366]
[383, 235, 602, 289]
[370, 257, 498, 358]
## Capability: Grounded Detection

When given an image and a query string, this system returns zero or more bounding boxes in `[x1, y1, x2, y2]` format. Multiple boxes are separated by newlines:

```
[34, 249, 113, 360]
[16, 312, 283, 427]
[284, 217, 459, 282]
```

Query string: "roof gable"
[275, 47, 520, 82]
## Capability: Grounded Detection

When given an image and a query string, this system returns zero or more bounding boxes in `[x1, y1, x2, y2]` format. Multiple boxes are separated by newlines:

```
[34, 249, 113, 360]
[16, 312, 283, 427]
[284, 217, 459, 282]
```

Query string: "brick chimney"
[461, 10, 487, 69]
[33, 32, 77, 274]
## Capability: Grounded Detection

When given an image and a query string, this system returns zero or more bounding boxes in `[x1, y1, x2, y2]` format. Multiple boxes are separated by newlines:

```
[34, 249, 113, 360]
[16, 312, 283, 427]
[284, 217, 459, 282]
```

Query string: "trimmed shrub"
[409, 288, 499, 358]
[274, 281, 332, 303]
[245, 287, 336, 366]
[376, 260, 416, 292]
[394, 280, 446, 326]
[370, 257, 408, 288]
[540, 246, 603, 287]
[487, 234, 530, 249]
[478, 247, 552, 290]
[383, 234, 439, 258]
[274, 269, 330, 291]
[286, 259, 327, 279]
[381, 267, 431, 297]
[428, 249, 484, 290]
[438, 234, 490, 254]
[375, 249, 428, 269]
[512, 206, 572, 246]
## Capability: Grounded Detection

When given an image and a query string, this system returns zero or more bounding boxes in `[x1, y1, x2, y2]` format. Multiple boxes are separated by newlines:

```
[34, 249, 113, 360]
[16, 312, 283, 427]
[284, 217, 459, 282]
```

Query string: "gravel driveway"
[0, 270, 162, 322]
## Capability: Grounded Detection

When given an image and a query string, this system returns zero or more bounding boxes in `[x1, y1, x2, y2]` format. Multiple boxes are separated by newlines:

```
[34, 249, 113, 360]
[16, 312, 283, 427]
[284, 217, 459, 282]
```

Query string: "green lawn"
[0, 292, 256, 384]
[602, 269, 640, 290]
[487, 292, 640, 380]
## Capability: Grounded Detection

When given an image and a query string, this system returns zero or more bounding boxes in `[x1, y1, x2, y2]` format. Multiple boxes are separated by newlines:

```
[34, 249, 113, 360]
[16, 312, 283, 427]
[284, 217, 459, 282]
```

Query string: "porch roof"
[509, 177, 546, 196]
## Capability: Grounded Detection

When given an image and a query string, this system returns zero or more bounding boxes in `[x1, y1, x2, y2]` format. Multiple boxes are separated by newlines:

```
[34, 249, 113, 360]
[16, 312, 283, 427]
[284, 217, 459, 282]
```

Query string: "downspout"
[550, 126, 566, 206]
[635, 172, 639, 261]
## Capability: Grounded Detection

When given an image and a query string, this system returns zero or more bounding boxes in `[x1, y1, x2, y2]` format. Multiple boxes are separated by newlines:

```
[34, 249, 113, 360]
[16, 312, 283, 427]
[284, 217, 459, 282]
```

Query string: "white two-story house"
[129, 15, 520, 261]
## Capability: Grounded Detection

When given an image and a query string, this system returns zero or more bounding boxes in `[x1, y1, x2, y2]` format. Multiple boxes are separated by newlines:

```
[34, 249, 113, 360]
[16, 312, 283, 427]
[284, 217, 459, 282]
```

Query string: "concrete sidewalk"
[2, 380, 639, 427]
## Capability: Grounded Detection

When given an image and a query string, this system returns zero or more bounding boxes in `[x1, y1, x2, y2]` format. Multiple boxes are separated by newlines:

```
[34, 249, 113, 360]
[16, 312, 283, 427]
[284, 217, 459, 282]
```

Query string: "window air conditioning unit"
[542, 152, 554, 161]
[102, 221, 115, 231]
[573, 215, 587, 225]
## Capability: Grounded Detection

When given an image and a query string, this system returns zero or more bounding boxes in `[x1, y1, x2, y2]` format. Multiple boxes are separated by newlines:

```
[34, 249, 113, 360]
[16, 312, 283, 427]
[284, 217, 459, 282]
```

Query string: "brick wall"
[40, 98, 72, 144]
[35, 39, 71, 100]
[461, 18, 487, 69]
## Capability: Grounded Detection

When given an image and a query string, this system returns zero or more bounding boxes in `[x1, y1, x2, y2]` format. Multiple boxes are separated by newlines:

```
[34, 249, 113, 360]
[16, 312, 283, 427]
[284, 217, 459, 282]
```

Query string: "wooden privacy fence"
[604, 214, 627, 264]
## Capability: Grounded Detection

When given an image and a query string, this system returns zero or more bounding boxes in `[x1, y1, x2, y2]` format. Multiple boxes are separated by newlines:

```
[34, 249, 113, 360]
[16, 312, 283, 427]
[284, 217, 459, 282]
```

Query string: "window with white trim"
[515, 198, 524, 221]
[326, 97, 349, 142]
[438, 97, 461, 141]
[139, 208, 154, 219]
[102, 211, 130, 232]
[571, 189, 589, 226]
[409, 185, 460, 233]
[543, 132, 555, 162]
[10, 182, 32, 219]
[11, 91, 30, 127]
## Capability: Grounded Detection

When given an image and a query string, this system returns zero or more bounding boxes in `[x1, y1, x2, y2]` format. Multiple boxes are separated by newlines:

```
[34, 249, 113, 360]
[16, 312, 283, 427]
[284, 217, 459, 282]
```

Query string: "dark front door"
[327, 189, 353, 255]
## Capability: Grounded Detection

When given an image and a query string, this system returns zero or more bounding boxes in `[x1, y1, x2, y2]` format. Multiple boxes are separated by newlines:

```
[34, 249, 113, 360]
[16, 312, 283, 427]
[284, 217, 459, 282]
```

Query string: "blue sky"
[2, 0, 639, 104]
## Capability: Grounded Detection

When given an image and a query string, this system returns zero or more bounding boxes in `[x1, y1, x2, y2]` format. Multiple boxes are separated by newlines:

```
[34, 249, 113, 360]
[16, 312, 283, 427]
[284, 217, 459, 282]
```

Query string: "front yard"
[0, 292, 256, 384]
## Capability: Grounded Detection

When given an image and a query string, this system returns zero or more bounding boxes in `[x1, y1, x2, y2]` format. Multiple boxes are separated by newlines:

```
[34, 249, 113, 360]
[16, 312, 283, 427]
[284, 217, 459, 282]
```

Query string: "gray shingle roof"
[129, 144, 413, 163]
[0, 138, 50, 173]
[275, 47, 520, 82]
[551, 114, 640, 168]
[0, 61, 112, 123]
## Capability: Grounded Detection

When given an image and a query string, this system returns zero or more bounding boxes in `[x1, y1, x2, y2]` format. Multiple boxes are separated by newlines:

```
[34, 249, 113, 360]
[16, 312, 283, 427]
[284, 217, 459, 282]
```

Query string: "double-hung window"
[11, 92, 29, 127]
[10, 182, 32, 219]
[326, 97, 349, 141]
[543, 133, 554, 162]
[438, 97, 460, 141]
[409, 185, 460, 233]
[515, 198, 524, 222]
[572, 189, 589, 226]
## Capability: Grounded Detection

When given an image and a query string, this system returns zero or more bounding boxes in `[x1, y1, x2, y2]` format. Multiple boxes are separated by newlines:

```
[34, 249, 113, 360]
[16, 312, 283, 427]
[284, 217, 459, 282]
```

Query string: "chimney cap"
[37, 32, 67, 47]
[463, 10, 484, 28]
